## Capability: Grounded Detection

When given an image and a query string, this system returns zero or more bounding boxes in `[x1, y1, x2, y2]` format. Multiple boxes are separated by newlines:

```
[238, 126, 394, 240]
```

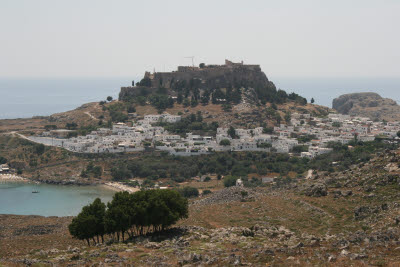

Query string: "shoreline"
[103, 182, 139, 193]
[0, 174, 29, 182]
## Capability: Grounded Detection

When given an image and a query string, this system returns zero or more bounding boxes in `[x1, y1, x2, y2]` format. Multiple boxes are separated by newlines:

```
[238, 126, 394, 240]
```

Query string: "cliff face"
[333, 92, 400, 121]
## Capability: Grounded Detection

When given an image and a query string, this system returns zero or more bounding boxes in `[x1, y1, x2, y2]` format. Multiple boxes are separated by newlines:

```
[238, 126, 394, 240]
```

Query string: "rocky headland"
[333, 92, 400, 121]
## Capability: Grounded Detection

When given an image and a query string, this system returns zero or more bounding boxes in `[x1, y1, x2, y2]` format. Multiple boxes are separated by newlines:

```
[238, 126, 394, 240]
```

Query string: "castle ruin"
[143, 59, 262, 89]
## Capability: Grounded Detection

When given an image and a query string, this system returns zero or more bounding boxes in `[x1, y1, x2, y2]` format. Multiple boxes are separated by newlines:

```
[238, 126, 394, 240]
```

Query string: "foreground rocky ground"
[2, 150, 400, 266]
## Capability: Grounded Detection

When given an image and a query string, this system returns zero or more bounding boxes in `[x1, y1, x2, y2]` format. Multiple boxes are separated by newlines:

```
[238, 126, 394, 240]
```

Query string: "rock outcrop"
[332, 92, 400, 121]
[118, 59, 278, 102]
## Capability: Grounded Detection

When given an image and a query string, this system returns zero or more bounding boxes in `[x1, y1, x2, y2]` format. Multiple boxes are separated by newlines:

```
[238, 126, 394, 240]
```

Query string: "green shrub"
[178, 186, 199, 198]
[223, 175, 237, 187]
[203, 189, 212, 195]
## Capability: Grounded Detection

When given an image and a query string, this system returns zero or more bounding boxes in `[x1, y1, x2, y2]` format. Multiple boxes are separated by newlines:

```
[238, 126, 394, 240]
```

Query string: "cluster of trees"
[219, 139, 231, 146]
[64, 124, 104, 138]
[131, 75, 308, 112]
[177, 186, 199, 198]
[107, 102, 129, 123]
[149, 94, 174, 111]
[34, 144, 46, 155]
[0, 155, 7, 164]
[291, 145, 309, 153]
[107, 139, 397, 185]
[44, 124, 57, 131]
[223, 175, 237, 187]
[265, 106, 283, 124]
[155, 112, 219, 136]
[310, 140, 397, 172]
[66, 122, 78, 130]
[99, 96, 114, 105]
[80, 161, 102, 178]
[69, 190, 188, 246]
[110, 151, 312, 183]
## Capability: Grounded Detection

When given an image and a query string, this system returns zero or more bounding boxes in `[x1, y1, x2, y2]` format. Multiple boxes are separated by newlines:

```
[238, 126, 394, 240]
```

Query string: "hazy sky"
[1, 0, 399, 79]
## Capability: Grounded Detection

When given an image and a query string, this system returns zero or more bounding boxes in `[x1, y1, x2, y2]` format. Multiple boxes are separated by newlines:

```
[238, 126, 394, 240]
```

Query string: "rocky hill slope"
[333, 92, 400, 121]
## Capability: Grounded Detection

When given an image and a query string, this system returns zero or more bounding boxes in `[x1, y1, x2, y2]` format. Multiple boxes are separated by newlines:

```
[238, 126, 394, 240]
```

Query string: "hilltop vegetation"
[120, 61, 309, 113]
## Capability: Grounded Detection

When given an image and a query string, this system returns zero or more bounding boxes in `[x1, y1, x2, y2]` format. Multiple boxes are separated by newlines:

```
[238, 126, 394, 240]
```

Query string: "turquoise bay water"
[0, 182, 115, 216]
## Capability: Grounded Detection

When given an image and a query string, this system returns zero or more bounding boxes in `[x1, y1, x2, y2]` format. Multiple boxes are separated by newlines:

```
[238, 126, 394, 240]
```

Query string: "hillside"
[333, 92, 400, 121]
[118, 60, 320, 115]
[0, 61, 331, 134]
[0, 60, 331, 185]
[2, 148, 400, 266]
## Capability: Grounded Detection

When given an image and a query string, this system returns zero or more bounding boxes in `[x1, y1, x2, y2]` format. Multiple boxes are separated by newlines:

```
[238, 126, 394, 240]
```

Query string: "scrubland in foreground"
[2, 150, 400, 266]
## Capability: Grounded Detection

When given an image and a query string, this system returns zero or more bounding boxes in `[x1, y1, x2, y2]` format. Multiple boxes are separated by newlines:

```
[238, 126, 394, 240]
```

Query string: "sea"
[273, 77, 400, 107]
[0, 77, 399, 119]
[0, 77, 398, 216]
[0, 77, 135, 119]
[0, 181, 115, 216]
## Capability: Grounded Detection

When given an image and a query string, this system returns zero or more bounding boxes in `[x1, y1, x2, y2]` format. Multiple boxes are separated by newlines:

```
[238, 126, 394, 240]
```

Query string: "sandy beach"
[0, 174, 28, 182]
[103, 182, 140, 193]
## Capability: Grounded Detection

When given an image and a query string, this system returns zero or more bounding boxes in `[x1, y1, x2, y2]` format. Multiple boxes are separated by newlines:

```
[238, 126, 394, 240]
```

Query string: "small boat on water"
[32, 190, 39, 193]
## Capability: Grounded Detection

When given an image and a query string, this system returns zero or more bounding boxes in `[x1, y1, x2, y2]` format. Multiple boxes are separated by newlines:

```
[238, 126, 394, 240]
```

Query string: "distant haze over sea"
[0, 77, 399, 119]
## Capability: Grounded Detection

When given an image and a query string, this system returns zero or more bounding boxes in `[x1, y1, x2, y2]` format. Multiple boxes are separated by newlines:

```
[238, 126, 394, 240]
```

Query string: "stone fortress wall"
[119, 59, 273, 101]
[147, 59, 263, 89]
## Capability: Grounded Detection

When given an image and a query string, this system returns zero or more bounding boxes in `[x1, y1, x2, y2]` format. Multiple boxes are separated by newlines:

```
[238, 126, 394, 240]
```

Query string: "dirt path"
[84, 112, 97, 120]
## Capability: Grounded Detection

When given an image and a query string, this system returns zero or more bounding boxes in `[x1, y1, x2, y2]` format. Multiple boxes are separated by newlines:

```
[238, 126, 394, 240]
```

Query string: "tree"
[223, 175, 237, 187]
[257, 142, 272, 148]
[86, 198, 106, 243]
[66, 122, 78, 130]
[177, 92, 183, 104]
[92, 166, 102, 178]
[69, 212, 97, 246]
[35, 144, 45, 155]
[178, 186, 199, 198]
[111, 163, 131, 181]
[69, 198, 106, 245]
[70, 189, 189, 244]
[311, 98, 315, 104]
[284, 112, 291, 124]
[107, 96, 113, 102]
[127, 105, 136, 113]
[263, 127, 274, 134]
[190, 98, 198, 107]
[199, 63, 205, 68]
[183, 98, 190, 107]
[0, 156, 7, 164]
[228, 126, 236, 139]
[44, 124, 57, 131]
[397, 131, 400, 138]
[196, 111, 203, 122]
[139, 77, 152, 87]
[292, 145, 309, 153]
[203, 189, 212, 195]
[219, 139, 231, 146]
[332, 122, 341, 127]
